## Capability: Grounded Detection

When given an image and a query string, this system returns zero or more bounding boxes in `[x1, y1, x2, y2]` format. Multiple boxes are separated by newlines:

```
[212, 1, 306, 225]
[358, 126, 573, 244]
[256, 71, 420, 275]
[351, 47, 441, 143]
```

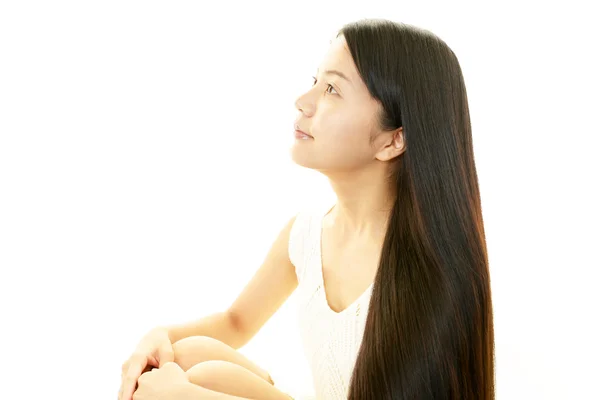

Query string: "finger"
[147, 357, 159, 369]
[142, 363, 155, 374]
[160, 361, 185, 379]
[119, 364, 130, 399]
[122, 357, 146, 400]
[118, 381, 132, 400]
[160, 361, 177, 372]
[137, 368, 152, 385]
[121, 360, 130, 377]
[158, 342, 174, 367]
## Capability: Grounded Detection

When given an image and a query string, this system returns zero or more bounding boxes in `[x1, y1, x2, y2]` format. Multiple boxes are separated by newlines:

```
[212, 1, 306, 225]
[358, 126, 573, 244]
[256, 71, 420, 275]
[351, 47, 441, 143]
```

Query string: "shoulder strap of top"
[288, 202, 334, 285]
[288, 207, 312, 285]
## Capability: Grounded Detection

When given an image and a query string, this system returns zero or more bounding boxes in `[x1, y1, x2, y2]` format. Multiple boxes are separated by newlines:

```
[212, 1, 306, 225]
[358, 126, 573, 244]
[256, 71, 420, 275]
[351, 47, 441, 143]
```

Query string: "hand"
[132, 362, 191, 400]
[119, 327, 175, 400]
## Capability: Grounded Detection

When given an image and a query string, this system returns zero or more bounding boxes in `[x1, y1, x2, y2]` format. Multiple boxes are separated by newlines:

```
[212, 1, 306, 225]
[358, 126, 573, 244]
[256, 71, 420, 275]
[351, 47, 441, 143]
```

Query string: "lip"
[294, 123, 313, 137]
[294, 126, 313, 136]
[294, 129, 313, 139]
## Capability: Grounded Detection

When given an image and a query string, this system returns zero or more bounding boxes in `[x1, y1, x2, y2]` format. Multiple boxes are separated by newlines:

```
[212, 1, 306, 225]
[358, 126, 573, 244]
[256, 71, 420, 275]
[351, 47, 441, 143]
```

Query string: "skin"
[291, 34, 407, 314]
[121, 33, 407, 400]
[291, 34, 405, 250]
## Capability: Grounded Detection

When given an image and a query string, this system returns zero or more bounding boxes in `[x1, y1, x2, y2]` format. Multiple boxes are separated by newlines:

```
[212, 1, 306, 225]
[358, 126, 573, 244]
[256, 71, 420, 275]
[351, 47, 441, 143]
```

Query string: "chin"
[289, 146, 319, 170]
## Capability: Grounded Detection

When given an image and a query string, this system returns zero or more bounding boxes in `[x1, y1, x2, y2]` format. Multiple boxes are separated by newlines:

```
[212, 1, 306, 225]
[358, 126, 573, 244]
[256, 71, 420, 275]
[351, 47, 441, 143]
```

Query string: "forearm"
[165, 311, 244, 349]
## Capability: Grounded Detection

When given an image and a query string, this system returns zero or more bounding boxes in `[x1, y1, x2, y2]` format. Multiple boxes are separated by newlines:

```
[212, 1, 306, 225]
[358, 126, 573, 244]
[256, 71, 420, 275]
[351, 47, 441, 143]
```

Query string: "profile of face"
[291, 34, 403, 174]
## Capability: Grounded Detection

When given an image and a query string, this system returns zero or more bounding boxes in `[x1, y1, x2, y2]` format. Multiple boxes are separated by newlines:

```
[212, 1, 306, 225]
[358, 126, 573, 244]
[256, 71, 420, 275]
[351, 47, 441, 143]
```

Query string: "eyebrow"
[316, 68, 352, 85]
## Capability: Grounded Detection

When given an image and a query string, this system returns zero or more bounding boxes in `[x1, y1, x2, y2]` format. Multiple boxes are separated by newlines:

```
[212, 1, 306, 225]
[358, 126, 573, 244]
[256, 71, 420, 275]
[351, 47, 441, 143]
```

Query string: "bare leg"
[172, 336, 274, 383]
[186, 360, 293, 400]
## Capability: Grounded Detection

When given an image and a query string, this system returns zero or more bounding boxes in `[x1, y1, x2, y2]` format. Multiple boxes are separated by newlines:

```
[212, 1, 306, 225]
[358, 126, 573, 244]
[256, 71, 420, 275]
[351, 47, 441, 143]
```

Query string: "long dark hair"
[340, 19, 495, 399]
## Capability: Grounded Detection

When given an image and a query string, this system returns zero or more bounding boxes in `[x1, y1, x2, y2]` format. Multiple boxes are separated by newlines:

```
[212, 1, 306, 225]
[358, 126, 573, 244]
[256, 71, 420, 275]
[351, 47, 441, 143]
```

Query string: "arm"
[165, 311, 241, 348]
[226, 214, 299, 348]
[165, 214, 299, 350]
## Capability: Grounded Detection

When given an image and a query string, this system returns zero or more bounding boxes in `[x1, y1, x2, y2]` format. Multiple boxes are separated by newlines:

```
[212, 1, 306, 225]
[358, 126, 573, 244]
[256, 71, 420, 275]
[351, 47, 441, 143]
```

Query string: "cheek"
[324, 123, 370, 153]
[312, 108, 374, 153]
[315, 111, 364, 142]
[319, 130, 373, 166]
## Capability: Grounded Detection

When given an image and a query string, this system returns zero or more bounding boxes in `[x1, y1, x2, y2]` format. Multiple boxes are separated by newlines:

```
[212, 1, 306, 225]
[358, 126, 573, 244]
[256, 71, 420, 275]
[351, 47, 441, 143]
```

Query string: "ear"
[374, 127, 405, 162]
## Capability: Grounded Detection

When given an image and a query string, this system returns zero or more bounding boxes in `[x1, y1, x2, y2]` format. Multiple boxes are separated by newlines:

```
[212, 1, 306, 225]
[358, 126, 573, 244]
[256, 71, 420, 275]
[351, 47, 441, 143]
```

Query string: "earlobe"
[376, 146, 403, 162]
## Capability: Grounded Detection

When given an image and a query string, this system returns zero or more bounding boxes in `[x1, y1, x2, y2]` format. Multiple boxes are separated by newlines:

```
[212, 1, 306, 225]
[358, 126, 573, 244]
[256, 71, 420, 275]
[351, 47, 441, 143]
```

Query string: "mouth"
[294, 130, 313, 139]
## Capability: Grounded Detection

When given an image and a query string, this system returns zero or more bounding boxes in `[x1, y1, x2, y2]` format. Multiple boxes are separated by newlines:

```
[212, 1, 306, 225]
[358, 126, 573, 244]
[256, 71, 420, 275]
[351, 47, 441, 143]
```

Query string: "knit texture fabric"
[288, 203, 374, 399]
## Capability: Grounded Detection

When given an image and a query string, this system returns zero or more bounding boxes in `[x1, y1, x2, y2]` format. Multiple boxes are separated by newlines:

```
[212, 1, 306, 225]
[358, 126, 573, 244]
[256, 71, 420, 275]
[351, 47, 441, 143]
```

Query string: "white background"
[1, 1, 598, 399]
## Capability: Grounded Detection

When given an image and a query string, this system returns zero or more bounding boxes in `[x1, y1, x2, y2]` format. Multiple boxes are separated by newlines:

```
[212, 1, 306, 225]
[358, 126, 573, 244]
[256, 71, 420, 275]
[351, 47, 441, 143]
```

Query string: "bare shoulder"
[227, 213, 299, 346]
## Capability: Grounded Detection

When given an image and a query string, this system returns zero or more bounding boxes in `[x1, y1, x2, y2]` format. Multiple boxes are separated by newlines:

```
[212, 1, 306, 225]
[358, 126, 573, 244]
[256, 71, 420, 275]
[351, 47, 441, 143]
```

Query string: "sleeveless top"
[288, 203, 375, 399]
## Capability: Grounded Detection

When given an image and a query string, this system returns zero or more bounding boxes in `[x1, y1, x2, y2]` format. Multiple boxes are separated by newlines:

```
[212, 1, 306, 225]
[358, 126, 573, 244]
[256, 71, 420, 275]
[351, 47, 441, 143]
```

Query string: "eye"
[311, 76, 338, 95]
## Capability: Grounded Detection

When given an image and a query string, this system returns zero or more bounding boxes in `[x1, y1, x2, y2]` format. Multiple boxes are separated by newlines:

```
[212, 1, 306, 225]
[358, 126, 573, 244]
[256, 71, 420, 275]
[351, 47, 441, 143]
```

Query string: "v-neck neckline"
[316, 203, 374, 316]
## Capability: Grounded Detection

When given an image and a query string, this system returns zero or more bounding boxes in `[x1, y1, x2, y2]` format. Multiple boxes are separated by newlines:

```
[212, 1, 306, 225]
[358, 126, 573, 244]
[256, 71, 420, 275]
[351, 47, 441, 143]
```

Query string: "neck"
[324, 164, 396, 242]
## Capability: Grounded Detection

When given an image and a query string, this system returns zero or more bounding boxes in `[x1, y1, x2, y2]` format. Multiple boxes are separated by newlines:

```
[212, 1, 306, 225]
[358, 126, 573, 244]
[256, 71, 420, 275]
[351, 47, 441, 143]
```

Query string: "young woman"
[119, 18, 495, 400]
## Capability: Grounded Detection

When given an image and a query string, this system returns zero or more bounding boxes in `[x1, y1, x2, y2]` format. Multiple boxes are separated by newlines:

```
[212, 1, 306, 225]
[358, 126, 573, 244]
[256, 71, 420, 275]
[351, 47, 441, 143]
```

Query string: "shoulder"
[289, 202, 329, 243]
[288, 203, 328, 280]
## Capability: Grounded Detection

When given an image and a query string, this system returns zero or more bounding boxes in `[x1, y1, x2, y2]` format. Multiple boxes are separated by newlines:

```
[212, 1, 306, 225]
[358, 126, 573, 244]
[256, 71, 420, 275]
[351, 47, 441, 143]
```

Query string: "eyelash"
[311, 76, 338, 95]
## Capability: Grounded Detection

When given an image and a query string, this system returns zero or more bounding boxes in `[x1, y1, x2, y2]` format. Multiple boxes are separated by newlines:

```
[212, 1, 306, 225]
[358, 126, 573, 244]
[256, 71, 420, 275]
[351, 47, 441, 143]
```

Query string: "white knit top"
[288, 203, 375, 399]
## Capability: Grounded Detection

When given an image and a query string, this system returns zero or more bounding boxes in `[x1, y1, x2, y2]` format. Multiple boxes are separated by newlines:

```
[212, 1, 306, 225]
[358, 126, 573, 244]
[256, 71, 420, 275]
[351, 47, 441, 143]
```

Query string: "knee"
[172, 336, 225, 371]
[185, 360, 235, 389]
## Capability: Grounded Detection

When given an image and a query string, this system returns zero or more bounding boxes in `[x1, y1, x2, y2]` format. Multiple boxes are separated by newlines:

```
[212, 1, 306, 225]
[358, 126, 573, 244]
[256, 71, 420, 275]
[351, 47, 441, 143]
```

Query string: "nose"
[294, 96, 303, 113]
[295, 93, 314, 117]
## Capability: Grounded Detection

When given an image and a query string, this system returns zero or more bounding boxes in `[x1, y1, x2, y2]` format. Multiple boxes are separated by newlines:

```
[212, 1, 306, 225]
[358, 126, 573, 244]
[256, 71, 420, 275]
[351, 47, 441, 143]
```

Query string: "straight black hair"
[339, 19, 495, 399]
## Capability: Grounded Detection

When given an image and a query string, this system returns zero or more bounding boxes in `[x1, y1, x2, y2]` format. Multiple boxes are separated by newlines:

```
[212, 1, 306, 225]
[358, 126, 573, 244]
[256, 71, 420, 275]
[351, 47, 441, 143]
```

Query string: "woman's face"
[291, 35, 396, 173]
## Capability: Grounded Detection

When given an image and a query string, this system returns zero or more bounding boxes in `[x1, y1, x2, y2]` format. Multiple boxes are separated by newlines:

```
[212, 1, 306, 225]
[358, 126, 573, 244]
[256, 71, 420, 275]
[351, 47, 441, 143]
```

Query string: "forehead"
[318, 35, 359, 82]
[318, 35, 382, 114]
